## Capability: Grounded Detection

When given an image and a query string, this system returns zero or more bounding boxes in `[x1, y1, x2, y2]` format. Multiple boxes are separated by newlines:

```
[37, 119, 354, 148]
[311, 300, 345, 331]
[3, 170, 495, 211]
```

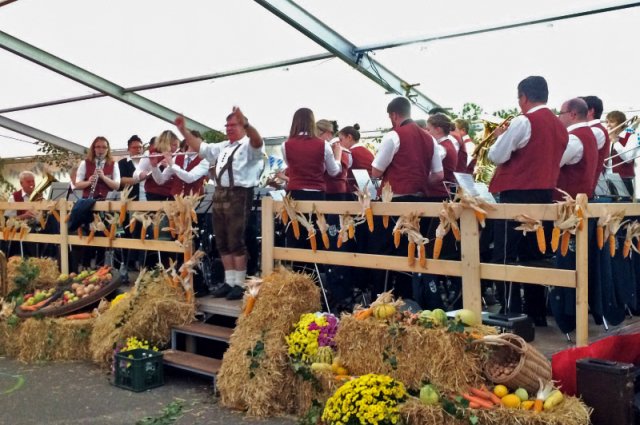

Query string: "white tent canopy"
[1, 0, 639, 158]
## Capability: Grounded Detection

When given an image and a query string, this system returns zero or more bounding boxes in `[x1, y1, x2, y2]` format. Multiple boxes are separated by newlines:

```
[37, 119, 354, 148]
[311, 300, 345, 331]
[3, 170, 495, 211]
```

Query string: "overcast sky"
[1, 0, 639, 158]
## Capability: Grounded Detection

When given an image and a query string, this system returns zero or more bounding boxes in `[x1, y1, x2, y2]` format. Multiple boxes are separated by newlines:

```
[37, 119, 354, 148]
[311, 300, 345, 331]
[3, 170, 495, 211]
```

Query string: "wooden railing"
[261, 194, 640, 347]
[0, 200, 190, 275]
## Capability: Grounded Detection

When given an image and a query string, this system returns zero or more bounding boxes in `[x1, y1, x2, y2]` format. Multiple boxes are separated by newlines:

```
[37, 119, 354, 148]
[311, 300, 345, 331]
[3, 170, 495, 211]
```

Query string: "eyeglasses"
[557, 111, 571, 116]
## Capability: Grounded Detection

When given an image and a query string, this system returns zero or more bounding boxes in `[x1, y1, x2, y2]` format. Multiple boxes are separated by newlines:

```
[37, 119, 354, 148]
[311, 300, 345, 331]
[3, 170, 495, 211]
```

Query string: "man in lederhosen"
[175, 107, 265, 300]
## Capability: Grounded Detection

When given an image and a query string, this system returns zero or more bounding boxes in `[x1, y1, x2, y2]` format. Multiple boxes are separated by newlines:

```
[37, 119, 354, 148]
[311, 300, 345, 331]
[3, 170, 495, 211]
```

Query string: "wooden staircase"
[162, 296, 241, 388]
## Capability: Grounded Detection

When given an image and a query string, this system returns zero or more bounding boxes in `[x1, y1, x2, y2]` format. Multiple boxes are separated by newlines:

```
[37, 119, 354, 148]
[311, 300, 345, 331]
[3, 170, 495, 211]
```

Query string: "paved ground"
[0, 358, 295, 425]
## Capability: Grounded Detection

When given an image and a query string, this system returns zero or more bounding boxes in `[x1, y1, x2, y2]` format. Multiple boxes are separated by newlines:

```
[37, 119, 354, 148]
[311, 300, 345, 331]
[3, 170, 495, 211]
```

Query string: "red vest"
[592, 122, 610, 185]
[83, 160, 115, 199]
[348, 145, 374, 192]
[382, 120, 434, 196]
[489, 108, 568, 193]
[144, 147, 175, 197]
[430, 137, 458, 197]
[173, 154, 205, 196]
[324, 150, 350, 194]
[611, 131, 635, 178]
[12, 190, 26, 216]
[554, 126, 598, 200]
[452, 133, 468, 173]
[285, 136, 327, 191]
[463, 136, 476, 174]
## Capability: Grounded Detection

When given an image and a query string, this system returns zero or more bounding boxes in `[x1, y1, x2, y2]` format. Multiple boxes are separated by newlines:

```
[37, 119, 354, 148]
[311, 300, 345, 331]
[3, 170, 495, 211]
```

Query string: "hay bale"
[289, 369, 338, 417]
[217, 268, 321, 417]
[400, 396, 591, 425]
[15, 318, 93, 362]
[0, 320, 21, 357]
[6, 256, 59, 293]
[335, 316, 492, 393]
[89, 268, 195, 368]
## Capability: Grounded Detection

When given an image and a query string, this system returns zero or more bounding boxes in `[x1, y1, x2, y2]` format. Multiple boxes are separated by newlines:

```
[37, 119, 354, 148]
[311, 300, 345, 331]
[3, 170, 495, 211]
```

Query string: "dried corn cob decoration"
[455, 188, 495, 229]
[355, 183, 374, 232]
[560, 231, 571, 257]
[119, 185, 134, 225]
[380, 182, 393, 229]
[514, 214, 546, 254]
[315, 210, 330, 250]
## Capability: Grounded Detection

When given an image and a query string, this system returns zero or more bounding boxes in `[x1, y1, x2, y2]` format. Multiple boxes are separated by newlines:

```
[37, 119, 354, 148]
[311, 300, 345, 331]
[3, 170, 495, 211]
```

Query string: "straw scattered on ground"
[217, 268, 320, 417]
[90, 267, 195, 368]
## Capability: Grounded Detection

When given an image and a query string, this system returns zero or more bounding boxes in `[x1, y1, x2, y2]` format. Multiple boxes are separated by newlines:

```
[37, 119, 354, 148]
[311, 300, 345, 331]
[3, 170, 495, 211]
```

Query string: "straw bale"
[6, 256, 59, 293]
[289, 369, 338, 417]
[0, 320, 21, 357]
[89, 268, 195, 368]
[335, 315, 491, 393]
[400, 396, 591, 425]
[15, 317, 93, 362]
[217, 268, 320, 417]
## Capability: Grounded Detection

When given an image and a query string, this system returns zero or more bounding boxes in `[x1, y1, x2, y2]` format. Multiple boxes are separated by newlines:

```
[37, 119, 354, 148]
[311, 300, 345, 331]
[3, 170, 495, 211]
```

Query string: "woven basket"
[478, 333, 551, 393]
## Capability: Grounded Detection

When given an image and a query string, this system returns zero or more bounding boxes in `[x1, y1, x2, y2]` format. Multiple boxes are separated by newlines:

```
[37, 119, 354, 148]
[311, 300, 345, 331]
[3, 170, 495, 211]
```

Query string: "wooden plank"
[480, 263, 576, 287]
[261, 197, 274, 275]
[4, 233, 61, 243]
[162, 350, 221, 377]
[66, 235, 184, 252]
[196, 296, 242, 317]
[173, 322, 233, 342]
[460, 209, 482, 316]
[586, 203, 640, 217]
[60, 202, 68, 274]
[575, 194, 589, 347]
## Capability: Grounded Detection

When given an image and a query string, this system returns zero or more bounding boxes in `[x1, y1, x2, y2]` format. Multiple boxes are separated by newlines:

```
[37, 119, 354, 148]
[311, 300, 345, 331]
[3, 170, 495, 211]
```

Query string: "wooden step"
[162, 349, 222, 378]
[172, 322, 233, 343]
[196, 295, 242, 317]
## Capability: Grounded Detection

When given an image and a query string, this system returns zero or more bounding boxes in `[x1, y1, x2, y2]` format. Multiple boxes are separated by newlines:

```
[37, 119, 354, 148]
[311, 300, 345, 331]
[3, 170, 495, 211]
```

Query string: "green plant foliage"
[36, 141, 85, 170]
[136, 400, 184, 425]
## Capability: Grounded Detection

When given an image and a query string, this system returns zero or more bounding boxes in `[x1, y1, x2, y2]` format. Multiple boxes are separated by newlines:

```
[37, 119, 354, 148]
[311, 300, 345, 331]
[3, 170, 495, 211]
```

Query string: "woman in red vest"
[75, 136, 120, 200]
[425, 113, 459, 200]
[338, 124, 374, 194]
[134, 130, 180, 201]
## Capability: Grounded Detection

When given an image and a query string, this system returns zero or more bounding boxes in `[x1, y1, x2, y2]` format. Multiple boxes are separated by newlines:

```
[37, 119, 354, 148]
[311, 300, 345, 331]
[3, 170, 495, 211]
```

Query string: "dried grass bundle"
[6, 256, 59, 293]
[335, 315, 489, 393]
[217, 268, 320, 417]
[0, 321, 21, 357]
[15, 318, 93, 362]
[89, 268, 195, 368]
[400, 395, 590, 425]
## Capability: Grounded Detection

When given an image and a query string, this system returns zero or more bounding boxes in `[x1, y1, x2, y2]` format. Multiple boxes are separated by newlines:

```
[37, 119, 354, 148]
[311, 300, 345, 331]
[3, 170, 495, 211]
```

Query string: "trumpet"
[472, 115, 515, 183]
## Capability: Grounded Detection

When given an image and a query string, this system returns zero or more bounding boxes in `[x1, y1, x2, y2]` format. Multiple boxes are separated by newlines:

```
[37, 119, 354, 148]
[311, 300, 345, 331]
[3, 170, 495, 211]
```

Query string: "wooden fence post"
[575, 194, 589, 347]
[460, 208, 482, 316]
[60, 201, 69, 274]
[261, 196, 274, 276]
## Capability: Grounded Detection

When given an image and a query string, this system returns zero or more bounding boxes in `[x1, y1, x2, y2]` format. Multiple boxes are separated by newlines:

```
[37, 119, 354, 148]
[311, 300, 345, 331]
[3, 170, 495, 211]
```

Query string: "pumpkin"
[373, 303, 396, 320]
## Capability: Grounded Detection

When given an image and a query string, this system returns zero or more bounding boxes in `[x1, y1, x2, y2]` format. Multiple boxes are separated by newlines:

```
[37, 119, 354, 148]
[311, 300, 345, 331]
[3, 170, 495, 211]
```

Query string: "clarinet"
[88, 156, 105, 199]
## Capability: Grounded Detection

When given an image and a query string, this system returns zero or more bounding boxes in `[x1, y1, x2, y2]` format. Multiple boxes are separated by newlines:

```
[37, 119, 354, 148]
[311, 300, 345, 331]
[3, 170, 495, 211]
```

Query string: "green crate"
[114, 348, 164, 392]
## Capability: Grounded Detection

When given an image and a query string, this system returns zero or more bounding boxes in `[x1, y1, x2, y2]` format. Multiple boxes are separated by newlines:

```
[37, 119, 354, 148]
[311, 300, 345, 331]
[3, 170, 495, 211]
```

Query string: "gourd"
[373, 303, 396, 320]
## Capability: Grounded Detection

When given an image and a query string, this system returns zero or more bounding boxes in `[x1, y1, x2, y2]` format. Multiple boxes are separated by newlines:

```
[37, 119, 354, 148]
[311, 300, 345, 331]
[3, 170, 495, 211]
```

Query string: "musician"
[6, 171, 36, 220]
[118, 135, 145, 201]
[425, 113, 459, 199]
[580, 96, 609, 190]
[133, 131, 180, 201]
[606, 110, 637, 196]
[317, 119, 351, 201]
[555, 98, 598, 200]
[75, 136, 121, 200]
[454, 118, 476, 173]
[550, 98, 598, 334]
[168, 142, 210, 196]
[338, 124, 374, 192]
[488, 76, 568, 326]
[176, 107, 264, 301]
[370, 97, 443, 298]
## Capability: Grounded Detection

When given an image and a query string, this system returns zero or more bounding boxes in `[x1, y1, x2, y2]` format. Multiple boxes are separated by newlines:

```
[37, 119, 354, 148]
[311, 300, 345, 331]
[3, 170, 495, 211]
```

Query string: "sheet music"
[269, 190, 286, 201]
[454, 172, 496, 203]
[352, 169, 377, 200]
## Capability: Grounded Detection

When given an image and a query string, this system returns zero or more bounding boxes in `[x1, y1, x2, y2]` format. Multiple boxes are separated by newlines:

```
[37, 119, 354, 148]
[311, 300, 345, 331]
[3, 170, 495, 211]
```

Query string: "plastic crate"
[114, 348, 164, 392]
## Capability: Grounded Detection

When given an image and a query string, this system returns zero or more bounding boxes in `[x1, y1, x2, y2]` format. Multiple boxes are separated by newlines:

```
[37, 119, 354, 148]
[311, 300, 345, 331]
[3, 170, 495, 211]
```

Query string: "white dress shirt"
[560, 122, 589, 167]
[5, 190, 29, 217]
[133, 156, 173, 185]
[169, 153, 211, 184]
[76, 160, 121, 186]
[612, 130, 639, 163]
[588, 119, 606, 150]
[200, 136, 266, 188]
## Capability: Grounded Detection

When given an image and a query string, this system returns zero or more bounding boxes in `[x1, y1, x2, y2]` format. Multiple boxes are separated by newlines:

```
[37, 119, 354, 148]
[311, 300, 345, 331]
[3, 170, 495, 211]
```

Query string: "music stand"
[48, 182, 71, 201]
[106, 191, 120, 201]
[195, 185, 215, 214]
[606, 173, 631, 200]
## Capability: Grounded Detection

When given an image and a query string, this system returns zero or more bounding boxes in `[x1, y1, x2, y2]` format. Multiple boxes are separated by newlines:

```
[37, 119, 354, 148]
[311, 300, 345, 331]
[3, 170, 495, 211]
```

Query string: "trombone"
[603, 115, 640, 168]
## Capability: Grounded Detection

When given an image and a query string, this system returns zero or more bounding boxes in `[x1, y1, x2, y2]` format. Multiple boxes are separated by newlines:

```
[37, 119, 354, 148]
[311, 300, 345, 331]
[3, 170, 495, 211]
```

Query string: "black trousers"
[490, 189, 552, 320]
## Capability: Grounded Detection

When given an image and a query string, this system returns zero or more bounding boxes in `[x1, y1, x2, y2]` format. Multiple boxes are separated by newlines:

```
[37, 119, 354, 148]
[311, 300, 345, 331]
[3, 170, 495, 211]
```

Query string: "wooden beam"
[67, 236, 184, 252]
[460, 208, 482, 317]
[575, 194, 590, 347]
[261, 197, 274, 275]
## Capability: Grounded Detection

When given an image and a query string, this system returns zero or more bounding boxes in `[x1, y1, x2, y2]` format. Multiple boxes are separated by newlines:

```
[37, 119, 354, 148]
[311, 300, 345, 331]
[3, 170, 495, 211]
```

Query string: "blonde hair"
[155, 130, 179, 153]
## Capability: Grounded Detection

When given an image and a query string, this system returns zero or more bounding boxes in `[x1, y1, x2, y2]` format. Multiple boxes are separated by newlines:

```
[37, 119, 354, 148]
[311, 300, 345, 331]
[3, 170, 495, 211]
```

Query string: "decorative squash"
[314, 346, 334, 364]
[373, 303, 396, 320]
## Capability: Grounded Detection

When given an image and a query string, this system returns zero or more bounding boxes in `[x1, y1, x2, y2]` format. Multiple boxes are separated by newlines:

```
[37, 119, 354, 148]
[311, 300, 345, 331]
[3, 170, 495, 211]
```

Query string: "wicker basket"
[479, 333, 551, 393]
